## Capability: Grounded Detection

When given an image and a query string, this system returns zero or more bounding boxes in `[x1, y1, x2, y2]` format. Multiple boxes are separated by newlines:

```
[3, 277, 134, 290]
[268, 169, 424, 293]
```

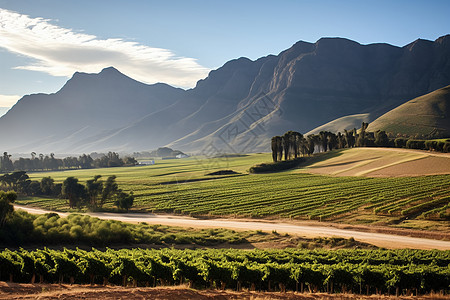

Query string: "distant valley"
[1, 35, 450, 154]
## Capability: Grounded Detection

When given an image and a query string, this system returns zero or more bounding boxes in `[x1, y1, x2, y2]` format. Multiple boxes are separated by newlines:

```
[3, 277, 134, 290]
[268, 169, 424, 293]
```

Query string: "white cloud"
[0, 94, 20, 107]
[0, 9, 210, 88]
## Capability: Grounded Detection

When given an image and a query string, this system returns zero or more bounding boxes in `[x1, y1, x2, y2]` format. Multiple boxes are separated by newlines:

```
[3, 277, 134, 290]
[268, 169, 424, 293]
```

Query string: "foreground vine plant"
[0, 248, 448, 296]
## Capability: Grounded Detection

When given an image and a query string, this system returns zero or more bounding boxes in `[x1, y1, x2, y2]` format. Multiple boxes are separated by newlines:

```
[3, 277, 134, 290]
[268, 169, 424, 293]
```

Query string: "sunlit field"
[15, 151, 450, 231]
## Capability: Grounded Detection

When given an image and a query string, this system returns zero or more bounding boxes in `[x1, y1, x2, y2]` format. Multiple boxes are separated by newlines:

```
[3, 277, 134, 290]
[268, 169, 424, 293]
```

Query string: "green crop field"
[16, 152, 450, 229]
[1, 248, 449, 294]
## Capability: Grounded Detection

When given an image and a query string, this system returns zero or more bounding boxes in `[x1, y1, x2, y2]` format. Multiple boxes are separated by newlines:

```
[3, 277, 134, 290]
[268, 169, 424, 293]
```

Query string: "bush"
[443, 142, 450, 153]
[406, 139, 426, 150]
[206, 170, 239, 176]
[0, 191, 17, 226]
[436, 141, 445, 152]
[394, 138, 407, 148]
[114, 191, 134, 212]
[0, 210, 257, 246]
[249, 158, 304, 174]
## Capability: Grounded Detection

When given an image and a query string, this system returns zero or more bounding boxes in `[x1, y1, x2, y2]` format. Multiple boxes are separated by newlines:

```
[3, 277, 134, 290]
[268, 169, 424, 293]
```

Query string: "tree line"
[0, 151, 137, 173]
[271, 123, 450, 162]
[0, 171, 133, 211]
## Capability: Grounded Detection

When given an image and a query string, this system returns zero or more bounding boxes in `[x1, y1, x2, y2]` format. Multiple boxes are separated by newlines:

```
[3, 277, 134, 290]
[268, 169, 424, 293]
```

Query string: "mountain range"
[1, 35, 450, 154]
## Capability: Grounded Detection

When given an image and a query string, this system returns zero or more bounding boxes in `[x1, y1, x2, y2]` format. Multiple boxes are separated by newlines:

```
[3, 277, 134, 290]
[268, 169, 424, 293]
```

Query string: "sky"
[0, 0, 449, 114]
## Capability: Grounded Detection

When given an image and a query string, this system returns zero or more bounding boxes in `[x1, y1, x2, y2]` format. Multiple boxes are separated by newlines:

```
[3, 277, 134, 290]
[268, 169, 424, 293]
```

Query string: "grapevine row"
[0, 248, 448, 295]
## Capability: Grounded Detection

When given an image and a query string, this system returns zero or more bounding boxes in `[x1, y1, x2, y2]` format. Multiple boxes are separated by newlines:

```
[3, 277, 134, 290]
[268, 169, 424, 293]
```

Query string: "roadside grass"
[2, 210, 373, 250]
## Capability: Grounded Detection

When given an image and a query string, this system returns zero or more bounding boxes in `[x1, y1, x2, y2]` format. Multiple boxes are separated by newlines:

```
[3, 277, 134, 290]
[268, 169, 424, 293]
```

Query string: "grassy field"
[16, 151, 450, 230]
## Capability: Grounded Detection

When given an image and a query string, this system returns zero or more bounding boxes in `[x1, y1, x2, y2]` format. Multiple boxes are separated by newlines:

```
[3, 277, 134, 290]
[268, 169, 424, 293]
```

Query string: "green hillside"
[367, 85, 450, 138]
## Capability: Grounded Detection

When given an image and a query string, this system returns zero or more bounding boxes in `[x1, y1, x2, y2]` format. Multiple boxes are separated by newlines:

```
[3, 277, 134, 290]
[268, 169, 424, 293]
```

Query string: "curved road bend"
[14, 205, 450, 250]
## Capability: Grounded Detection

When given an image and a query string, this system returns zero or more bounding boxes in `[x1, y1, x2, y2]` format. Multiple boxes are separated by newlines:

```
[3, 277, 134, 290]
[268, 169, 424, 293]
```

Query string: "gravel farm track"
[14, 205, 450, 250]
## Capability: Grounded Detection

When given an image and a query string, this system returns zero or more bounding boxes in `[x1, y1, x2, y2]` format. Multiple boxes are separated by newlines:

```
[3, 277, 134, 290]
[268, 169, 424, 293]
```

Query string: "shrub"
[394, 138, 407, 148]
[443, 142, 450, 153]
[249, 158, 304, 174]
[114, 191, 134, 212]
[406, 139, 426, 150]
[0, 191, 17, 227]
[424, 140, 434, 150]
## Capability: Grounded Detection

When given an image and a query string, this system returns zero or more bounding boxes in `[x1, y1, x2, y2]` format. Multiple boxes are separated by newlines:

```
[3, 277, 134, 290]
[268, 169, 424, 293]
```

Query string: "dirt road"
[14, 205, 450, 250]
[3, 283, 441, 300]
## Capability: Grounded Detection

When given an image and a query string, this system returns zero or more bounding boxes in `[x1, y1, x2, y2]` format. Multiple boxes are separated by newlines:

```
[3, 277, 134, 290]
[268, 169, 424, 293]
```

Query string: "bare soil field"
[1, 283, 448, 300]
[368, 156, 450, 177]
[302, 148, 450, 177]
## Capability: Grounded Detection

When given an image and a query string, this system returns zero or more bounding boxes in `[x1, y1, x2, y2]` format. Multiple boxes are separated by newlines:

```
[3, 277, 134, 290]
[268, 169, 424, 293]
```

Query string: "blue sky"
[0, 0, 449, 112]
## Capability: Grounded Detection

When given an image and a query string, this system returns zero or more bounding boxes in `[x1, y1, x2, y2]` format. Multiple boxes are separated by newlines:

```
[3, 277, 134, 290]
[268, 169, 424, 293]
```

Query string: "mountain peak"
[71, 67, 123, 79]
[315, 37, 361, 48]
[404, 38, 433, 51]
[435, 34, 450, 47]
[221, 57, 253, 67]
[99, 66, 122, 75]
[58, 66, 140, 97]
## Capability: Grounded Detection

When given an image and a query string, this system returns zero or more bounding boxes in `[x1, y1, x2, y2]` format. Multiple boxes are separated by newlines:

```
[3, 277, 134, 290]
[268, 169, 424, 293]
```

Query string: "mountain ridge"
[1, 35, 450, 154]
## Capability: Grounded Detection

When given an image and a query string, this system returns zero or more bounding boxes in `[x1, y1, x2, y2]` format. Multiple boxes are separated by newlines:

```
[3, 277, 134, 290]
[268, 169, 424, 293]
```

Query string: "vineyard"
[139, 173, 450, 222]
[0, 248, 448, 296]
[16, 153, 450, 228]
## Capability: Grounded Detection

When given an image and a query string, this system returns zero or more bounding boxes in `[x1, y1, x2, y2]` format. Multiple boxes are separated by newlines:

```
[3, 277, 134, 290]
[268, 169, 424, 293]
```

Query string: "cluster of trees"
[271, 123, 450, 162]
[0, 248, 448, 295]
[0, 171, 133, 211]
[132, 147, 187, 158]
[393, 138, 450, 152]
[0, 151, 137, 173]
[0, 171, 57, 197]
[271, 129, 357, 162]
[62, 175, 134, 211]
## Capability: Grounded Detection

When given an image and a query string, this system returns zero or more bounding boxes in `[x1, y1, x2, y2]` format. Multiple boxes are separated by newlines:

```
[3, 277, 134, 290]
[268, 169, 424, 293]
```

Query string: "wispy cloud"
[0, 9, 210, 88]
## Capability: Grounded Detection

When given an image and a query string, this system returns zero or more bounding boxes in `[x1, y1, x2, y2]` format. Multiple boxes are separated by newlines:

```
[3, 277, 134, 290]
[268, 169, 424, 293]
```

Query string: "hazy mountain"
[0, 67, 184, 153]
[367, 85, 450, 138]
[0, 35, 449, 154]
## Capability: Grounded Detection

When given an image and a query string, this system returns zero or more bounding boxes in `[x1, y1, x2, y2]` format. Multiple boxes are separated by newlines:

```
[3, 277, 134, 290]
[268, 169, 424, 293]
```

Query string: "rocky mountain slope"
[1, 35, 449, 154]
